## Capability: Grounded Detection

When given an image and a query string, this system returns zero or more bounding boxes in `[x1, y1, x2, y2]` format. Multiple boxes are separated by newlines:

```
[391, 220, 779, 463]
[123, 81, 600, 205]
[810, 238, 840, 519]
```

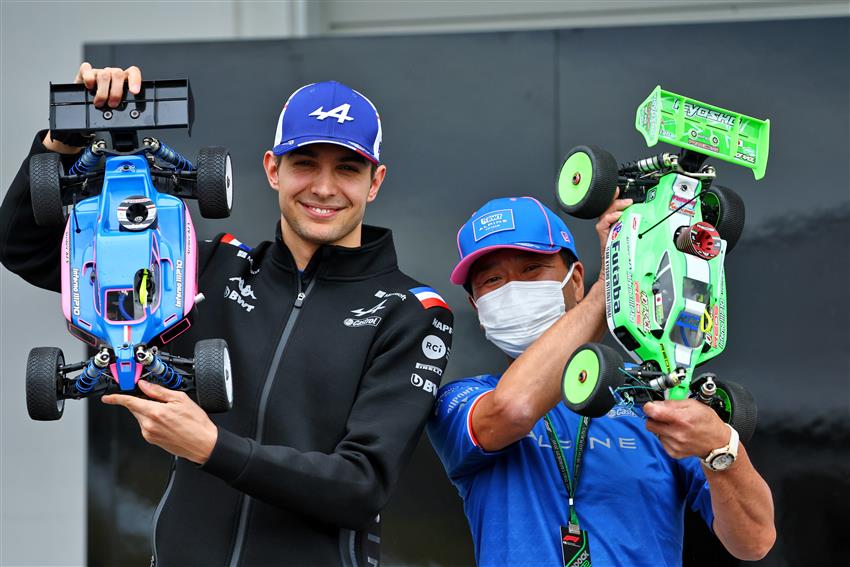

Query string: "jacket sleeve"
[202, 302, 455, 528]
[0, 131, 80, 292]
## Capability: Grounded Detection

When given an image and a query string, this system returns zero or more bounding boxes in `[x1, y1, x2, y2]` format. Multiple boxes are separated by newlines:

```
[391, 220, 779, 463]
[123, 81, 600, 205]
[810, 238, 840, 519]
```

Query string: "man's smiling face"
[266, 143, 386, 250]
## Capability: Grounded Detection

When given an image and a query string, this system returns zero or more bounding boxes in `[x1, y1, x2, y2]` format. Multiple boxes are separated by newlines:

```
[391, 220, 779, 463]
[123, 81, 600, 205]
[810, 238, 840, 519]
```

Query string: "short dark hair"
[462, 248, 578, 295]
[274, 152, 379, 179]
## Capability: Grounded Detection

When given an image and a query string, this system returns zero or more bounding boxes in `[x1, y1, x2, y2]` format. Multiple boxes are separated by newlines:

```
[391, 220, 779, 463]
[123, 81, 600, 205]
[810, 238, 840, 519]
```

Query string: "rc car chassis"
[556, 87, 770, 442]
[25, 80, 234, 420]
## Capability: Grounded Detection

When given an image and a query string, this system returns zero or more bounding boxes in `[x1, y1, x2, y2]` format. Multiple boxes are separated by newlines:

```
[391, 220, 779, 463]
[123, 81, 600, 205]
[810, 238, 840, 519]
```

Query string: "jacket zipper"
[227, 275, 314, 567]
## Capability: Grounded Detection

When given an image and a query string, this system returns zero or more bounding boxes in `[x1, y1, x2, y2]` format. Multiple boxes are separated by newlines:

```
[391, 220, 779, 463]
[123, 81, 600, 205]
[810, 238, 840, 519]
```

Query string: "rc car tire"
[556, 145, 619, 219]
[713, 378, 758, 444]
[29, 153, 67, 227]
[26, 347, 65, 421]
[700, 185, 745, 253]
[194, 339, 233, 413]
[561, 342, 625, 417]
[196, 147, 233, 219]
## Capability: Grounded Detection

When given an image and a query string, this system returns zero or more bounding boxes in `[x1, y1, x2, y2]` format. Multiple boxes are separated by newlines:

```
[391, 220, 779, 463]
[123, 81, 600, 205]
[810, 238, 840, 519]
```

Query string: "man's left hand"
[644, 399, 730, 460]
[102, 380, 218, 464]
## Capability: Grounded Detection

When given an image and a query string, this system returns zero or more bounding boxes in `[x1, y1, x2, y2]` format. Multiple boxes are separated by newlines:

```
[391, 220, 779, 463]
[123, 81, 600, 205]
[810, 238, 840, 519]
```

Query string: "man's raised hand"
[74, 62, 142, 108]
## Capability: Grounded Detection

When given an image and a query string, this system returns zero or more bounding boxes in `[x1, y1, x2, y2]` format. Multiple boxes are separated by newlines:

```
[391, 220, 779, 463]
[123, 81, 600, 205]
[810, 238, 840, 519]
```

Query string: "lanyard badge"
[560, 526, 591, 567]
[544, 415, 593, 567]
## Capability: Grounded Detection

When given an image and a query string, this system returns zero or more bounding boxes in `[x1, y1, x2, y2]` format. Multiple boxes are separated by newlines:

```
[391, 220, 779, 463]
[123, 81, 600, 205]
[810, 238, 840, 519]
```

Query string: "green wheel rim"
[563, 348, 600, 405]
[701, 191, 720, 216]
[558, 152, 593, 207]
[715, 387, 732, 414]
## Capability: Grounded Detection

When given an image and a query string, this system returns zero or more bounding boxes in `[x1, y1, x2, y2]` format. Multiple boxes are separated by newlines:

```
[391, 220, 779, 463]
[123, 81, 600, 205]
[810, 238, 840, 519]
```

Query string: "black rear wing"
[49, 79, 193, 135]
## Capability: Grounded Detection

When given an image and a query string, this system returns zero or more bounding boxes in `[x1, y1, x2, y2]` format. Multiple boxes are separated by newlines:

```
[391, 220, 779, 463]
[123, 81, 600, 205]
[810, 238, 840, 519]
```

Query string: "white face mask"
[475, 263, 576, 359]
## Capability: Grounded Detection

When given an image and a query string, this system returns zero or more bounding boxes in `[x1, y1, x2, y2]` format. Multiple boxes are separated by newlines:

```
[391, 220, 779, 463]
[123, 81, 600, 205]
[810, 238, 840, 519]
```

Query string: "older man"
[427, 195, 774, 566]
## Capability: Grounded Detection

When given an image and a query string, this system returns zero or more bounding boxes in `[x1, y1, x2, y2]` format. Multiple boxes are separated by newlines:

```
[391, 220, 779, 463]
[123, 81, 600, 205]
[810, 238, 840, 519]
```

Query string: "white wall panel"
[320, 0, 850, 35]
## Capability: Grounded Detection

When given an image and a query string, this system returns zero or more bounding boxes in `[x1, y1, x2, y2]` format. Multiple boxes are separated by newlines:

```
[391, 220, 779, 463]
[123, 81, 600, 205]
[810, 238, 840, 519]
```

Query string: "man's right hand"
[44, 62, 143, 153]
[594, 187, 632, 283]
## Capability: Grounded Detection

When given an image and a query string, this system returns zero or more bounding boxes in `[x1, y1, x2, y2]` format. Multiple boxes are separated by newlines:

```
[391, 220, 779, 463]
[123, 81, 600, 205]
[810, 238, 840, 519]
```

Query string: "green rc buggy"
[556, 86, 770, 443]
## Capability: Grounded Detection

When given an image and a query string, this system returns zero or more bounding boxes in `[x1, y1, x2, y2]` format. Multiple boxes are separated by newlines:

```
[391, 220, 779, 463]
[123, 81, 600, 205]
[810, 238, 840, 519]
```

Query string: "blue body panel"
[67, 154, 191, 390]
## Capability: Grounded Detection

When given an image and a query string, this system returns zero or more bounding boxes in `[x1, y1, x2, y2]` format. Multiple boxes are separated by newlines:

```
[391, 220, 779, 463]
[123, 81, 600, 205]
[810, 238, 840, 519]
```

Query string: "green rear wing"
[636, 86, 770, 180]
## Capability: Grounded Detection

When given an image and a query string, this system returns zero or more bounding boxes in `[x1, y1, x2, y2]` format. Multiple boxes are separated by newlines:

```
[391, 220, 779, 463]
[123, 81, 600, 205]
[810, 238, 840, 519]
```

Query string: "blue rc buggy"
[25, 80, 233, 420]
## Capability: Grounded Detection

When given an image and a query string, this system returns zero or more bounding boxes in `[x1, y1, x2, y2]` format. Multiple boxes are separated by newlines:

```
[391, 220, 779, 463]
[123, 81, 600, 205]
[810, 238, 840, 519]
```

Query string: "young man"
[427, 196, 775, 566]
[0, 64, 454, 566]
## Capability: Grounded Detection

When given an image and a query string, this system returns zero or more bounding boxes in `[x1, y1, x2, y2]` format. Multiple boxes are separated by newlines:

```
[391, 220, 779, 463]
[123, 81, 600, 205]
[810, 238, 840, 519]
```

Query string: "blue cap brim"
[272, 136, 379, 164]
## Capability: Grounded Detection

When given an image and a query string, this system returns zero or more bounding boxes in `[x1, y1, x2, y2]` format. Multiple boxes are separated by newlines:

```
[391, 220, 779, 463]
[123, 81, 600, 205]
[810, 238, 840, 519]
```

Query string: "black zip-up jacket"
[0, 133, 454, 566]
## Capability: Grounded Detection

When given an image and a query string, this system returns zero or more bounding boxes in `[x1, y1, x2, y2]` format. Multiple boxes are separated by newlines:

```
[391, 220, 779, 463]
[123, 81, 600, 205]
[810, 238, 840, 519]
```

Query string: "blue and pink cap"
[272, 81, 382, 164]
[450, 197, 578, 285]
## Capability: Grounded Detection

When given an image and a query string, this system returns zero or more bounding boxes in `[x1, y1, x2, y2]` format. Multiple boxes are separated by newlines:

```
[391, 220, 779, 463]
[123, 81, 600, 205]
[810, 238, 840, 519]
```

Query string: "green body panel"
[604, 172, 728, 399]
[636, 86, 770, 180]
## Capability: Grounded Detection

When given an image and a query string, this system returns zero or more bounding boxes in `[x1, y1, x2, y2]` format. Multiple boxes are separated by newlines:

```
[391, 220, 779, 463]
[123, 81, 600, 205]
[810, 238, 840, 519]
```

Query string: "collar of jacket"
[270, 222, 399, 281]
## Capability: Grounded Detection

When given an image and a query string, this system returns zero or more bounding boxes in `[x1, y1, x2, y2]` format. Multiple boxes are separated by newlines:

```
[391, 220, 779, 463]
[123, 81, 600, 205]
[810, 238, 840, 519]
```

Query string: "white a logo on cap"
[310, 104, 354, 123]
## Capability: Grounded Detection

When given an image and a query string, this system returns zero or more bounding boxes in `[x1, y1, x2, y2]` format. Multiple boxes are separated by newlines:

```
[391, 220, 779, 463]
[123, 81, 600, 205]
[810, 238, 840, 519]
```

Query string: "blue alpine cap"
[272, 81, 382, 164]
[450, 196, 578, 285]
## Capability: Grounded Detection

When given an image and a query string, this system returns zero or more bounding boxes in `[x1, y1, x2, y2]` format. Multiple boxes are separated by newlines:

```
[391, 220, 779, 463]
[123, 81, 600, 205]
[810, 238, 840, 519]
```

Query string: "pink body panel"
[61, 222, 71, 321]
[183, 210, 198, 317]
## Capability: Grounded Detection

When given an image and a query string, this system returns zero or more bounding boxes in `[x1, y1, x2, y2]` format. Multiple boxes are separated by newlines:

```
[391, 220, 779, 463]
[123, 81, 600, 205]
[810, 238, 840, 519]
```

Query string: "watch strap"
[702, 423, 739, 470]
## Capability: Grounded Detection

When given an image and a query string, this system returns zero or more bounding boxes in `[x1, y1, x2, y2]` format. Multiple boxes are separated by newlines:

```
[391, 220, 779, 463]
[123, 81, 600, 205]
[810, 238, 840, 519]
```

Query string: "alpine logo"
[224, 277, 257, 312]
[344, 316, 382, 328]
[310, 103, 354, 123]
[351, 299, 388, 317]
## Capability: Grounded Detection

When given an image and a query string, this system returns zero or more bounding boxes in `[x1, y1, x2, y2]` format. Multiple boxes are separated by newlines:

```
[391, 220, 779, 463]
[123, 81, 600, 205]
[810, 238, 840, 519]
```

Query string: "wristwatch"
[702, 423, 739, 471]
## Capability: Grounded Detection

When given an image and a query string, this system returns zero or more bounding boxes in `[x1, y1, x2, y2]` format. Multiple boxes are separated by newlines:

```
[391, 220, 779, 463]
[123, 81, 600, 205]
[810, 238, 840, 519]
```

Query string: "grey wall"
[81, 17, 849, 566]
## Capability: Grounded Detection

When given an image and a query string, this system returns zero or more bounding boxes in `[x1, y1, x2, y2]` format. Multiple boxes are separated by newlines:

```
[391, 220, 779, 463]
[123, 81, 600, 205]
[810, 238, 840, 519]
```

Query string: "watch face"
[711, 454, 734, 470]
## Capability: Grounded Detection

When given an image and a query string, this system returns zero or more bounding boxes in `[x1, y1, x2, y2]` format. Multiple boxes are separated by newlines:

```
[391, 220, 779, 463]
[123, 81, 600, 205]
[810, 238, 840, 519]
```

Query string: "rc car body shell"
[60, 153, 198, 390]
[604, 171, 727, 400]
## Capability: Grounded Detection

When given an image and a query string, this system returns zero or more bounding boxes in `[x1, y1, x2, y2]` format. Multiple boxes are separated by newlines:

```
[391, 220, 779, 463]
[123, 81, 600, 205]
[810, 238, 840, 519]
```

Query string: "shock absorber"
[647, 368, 686, 391]
[619, 153, 674, 175]
[68, 140, 106, 176]
[143, 137, 194, 171]
[694, 373, 717, 404]
[135, 346, 182, 389]
[75, 348, 110, 393]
